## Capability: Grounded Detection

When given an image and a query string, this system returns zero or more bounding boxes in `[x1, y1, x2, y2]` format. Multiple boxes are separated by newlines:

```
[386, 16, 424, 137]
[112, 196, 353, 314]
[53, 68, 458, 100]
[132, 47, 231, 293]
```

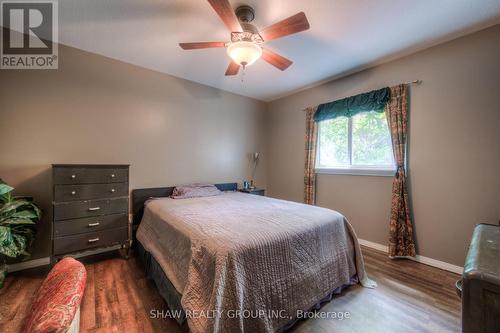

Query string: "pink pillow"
[171, 183, 222, 199]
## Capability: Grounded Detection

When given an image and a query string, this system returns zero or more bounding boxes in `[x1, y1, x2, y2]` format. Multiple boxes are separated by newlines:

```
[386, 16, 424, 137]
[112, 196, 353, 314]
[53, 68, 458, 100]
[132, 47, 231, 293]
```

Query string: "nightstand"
[239, 188, 265, 196]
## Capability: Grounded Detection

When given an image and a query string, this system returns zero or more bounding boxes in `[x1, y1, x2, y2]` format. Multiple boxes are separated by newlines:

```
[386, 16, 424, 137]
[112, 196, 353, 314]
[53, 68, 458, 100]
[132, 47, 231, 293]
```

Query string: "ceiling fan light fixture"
[179, 2, 310, 76]
[227, 41, 262, 67]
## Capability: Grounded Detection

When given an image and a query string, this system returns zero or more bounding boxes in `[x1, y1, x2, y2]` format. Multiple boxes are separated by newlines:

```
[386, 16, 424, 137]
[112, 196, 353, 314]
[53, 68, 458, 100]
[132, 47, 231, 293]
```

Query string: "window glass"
[352, 112, 394, 167]
[317, 117, 348, 167]
[316, 111, 394, 170]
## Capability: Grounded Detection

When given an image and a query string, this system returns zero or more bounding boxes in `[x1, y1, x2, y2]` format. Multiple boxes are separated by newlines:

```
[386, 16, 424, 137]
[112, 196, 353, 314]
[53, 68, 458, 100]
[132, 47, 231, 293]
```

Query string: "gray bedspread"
[137, 192, 375, 333]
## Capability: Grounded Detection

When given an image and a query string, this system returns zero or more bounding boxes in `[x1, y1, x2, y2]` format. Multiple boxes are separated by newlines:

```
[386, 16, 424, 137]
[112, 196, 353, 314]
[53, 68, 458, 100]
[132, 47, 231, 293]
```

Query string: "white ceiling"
[56, 1, 500, 100]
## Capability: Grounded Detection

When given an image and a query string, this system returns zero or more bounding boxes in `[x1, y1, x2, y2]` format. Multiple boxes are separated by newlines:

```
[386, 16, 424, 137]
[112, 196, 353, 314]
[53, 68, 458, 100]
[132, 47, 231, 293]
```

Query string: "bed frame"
[131, 183, 238, 226]
[130, 183, 237, 329]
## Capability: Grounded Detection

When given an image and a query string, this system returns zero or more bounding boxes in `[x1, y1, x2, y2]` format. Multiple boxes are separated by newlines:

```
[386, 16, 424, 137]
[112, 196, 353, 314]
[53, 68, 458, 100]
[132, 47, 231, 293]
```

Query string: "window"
[316, 111, 395, 176]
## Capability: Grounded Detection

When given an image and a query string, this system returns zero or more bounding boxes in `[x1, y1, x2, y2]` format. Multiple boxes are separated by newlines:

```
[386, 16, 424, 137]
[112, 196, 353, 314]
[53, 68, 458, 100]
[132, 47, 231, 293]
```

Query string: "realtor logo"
[1, 1, 58, 69]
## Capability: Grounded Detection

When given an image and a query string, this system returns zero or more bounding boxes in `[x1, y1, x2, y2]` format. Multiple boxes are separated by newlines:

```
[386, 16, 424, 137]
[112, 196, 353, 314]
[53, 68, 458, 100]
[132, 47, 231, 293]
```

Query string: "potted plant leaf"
[0, 179, 41, 288]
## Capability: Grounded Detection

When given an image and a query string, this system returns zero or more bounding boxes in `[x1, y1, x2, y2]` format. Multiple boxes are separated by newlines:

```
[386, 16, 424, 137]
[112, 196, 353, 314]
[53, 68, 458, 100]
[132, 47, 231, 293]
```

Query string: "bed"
[132, 183, 374, 333]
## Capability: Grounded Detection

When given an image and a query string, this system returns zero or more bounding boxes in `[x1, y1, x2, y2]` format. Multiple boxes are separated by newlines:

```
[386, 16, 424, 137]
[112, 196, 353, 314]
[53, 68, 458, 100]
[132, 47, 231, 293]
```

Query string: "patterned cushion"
[22, 257, 87, 333]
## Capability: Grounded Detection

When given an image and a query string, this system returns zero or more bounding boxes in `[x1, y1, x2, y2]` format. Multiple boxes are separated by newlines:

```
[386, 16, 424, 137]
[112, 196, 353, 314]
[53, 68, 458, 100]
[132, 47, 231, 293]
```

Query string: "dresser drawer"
[54, 183, 128, 202]
[53, 167, 128, 185]
[53, 227, 128, 255]
[54, 214, 128, 237]
[54, 198, 128, 221]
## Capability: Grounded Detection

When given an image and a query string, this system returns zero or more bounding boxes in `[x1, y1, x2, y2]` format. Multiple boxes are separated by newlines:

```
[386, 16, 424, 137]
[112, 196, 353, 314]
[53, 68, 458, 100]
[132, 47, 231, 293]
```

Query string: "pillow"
[21, 257, 86, 333]
[171, 183, 222, 199]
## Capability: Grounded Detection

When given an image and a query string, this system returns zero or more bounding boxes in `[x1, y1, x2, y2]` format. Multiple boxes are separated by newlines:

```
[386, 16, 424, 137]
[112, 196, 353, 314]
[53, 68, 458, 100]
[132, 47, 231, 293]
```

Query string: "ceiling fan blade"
[207, 0, 242, 32]
[179, 42, 226, 50]
[225, 61, 240, 76]
[259, 12, 310, 41]
[262, 48, 293, 71]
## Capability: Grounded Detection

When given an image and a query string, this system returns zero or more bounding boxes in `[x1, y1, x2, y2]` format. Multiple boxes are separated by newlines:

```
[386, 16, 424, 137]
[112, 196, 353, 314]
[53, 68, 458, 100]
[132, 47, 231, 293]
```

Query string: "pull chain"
[241, 64, 246, 83]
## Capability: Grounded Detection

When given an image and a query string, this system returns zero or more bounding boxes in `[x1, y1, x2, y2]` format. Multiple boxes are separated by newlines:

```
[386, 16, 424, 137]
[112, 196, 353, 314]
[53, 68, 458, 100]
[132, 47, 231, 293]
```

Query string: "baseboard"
[6, 242, 462, 275]
[413, 254, 463, 275]
[358, 239, 389, 253]
[7, 257, 51, 273]
[358, 238, 463, 275]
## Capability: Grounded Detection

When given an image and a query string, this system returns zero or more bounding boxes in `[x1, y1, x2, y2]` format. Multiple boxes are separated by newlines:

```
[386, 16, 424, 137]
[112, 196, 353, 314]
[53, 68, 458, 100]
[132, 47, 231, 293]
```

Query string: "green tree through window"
[317, 112, 394, 169]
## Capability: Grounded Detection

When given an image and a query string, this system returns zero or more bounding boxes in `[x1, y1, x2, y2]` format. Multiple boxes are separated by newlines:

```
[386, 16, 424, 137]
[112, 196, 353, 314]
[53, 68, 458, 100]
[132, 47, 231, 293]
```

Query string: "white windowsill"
[315, 167, 395, 177]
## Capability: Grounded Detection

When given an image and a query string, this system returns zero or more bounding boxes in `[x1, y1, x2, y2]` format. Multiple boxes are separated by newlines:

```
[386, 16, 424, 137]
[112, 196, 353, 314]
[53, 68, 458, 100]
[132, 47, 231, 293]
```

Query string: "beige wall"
[266, 25, 500, 266]
[2, 25, 499, 267]
[0, 44, 267, 259]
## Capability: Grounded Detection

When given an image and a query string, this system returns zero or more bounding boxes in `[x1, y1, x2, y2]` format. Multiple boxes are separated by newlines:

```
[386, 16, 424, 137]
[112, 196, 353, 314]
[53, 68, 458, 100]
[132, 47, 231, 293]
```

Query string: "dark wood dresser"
[52, 164, 129, 260]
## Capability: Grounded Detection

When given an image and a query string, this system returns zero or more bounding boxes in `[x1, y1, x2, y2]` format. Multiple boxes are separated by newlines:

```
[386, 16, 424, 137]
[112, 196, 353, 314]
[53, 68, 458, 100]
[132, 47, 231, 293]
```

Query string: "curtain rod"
[302, 80, 422, 111]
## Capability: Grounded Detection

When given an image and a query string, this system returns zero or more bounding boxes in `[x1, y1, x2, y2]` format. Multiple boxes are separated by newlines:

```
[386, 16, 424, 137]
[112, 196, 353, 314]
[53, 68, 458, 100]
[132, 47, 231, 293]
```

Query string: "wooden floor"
[0, 246, 461, 333]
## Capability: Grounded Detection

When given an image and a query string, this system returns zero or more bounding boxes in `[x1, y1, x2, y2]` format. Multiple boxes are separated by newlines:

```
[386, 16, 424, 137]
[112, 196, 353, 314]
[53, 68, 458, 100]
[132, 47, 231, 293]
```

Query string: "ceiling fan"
[179, 0, 310, 76]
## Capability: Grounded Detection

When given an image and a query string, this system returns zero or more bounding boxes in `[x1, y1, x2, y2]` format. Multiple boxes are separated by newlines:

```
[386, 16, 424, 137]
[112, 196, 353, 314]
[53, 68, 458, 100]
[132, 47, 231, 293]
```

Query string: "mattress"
[136, 191, 374, 333]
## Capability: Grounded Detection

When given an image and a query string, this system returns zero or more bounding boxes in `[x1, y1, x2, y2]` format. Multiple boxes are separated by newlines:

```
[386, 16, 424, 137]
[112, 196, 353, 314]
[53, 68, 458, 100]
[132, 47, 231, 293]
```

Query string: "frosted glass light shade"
[227, 41, 262, 67]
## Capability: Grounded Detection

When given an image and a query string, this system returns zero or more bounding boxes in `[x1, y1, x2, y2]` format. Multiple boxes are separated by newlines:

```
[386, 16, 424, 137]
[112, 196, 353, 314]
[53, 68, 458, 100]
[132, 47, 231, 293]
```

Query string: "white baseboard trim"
[358, 239, 388, 252]
[6, 242, 463, 275]
[412, 254, 463, 275]
[358, 238, 463, 275]
[7, 257, 51, 273]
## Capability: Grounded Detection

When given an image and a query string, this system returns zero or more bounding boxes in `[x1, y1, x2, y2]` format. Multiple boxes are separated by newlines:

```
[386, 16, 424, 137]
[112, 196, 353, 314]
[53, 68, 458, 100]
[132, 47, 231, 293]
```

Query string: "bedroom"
[0, 0, 499, 332]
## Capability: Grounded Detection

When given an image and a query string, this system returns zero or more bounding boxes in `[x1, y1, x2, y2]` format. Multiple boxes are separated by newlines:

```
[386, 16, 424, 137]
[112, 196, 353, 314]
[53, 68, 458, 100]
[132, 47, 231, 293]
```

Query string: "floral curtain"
[304, 107, 318, 204]
[385, 84, 416, 257]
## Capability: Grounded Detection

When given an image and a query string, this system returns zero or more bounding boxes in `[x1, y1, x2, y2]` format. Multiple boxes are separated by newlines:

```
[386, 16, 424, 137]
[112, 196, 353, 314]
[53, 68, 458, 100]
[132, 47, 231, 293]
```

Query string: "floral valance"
[313, 87, 391, 122]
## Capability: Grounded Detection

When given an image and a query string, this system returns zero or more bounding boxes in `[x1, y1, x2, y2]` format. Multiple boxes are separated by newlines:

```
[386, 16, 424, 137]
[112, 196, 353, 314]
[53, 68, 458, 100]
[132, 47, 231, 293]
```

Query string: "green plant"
[0, 179, 41, 288]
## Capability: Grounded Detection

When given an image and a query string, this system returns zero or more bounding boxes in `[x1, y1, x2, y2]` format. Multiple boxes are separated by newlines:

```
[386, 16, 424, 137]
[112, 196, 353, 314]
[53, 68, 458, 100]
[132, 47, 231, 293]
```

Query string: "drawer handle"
[71, 174, 76, 179]
[88, 222, 100, 227]
[110, 174, 116, 178]
[88, 238, 100, 243]
[71, 191, 76, 195]
[88, 207, 101, 211]
[110, 188, 116, 193]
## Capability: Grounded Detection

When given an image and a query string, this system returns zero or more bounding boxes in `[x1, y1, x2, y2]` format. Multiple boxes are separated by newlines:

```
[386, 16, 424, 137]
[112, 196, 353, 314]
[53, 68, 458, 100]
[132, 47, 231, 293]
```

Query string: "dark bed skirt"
[137, 240, 187, 326]
[137, 240, 357, 332]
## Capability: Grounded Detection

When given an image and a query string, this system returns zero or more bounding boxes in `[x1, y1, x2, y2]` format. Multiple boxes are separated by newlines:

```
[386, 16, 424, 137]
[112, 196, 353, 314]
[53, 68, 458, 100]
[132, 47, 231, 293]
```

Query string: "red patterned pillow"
[22, 257, 87, 333]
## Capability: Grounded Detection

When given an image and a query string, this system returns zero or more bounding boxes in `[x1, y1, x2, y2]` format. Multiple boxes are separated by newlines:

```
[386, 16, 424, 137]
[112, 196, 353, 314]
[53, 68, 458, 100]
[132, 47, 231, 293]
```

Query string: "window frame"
[315, 114, 396, 177]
